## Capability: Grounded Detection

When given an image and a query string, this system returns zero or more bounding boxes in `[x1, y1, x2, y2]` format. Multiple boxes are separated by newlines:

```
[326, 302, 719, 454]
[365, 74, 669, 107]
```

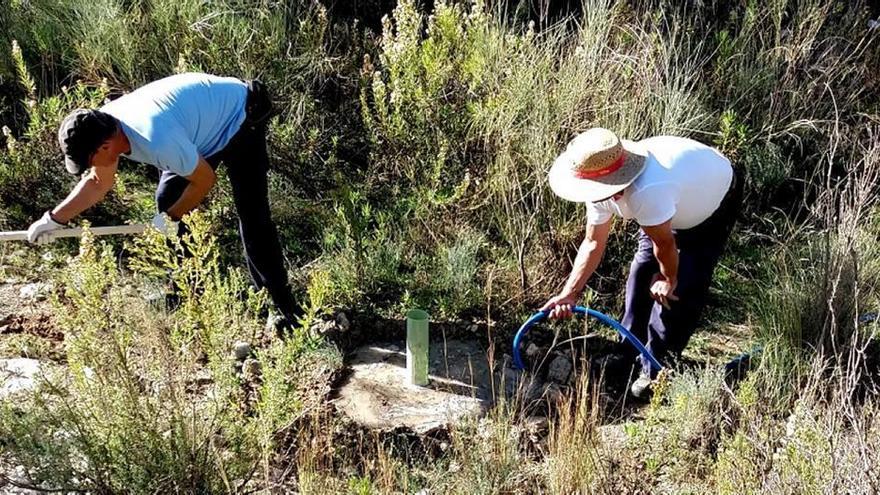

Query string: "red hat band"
[574, 153, 625, 180]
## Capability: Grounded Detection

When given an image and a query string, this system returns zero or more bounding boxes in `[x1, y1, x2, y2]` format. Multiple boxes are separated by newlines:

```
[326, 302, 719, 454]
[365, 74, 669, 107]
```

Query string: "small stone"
[242, 358, 262, 381]
[335, 312, 350, 332]
[468, 324, 480, 333]
[232, 341, 251, 361]
[547, 355, 573, 384]
[19, 282, 51, 301]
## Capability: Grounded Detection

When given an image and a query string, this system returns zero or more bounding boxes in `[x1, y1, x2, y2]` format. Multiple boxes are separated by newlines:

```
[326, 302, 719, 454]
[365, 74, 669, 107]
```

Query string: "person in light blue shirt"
[100, 73, 249, 177]
[26, 73, 301, 332]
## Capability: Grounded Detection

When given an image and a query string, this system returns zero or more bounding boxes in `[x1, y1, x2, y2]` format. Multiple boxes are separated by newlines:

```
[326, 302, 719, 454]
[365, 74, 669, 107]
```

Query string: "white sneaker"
[630, 371, 653, 399]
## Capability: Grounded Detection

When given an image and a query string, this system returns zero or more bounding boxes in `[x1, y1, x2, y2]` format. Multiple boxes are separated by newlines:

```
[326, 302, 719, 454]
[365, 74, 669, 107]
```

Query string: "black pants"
[155, 80, 299, 321]
[621, 168, 743, 376]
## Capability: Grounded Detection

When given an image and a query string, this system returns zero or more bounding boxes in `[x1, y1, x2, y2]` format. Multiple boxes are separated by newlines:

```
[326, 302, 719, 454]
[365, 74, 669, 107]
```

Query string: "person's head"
[57, 109, 124, 174]
[548, 127, 647, 203]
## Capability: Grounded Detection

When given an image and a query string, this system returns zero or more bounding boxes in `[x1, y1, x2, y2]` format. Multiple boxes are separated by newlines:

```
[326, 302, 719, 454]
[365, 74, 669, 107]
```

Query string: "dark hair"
[58, 109, 119, 174]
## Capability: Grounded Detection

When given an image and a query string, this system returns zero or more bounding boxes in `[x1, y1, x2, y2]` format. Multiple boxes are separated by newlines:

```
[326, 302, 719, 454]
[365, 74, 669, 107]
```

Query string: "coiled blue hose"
[512, 306, 663, 372]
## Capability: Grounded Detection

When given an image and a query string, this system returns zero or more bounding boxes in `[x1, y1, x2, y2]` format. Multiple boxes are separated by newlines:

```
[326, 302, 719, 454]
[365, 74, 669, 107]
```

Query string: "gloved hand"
[151, 212, 178, 236]
[26, 211, 66, 245]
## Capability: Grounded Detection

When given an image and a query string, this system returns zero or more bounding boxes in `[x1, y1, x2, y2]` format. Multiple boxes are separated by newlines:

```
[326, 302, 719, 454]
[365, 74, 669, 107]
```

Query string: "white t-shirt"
[586, 136, 732, 230]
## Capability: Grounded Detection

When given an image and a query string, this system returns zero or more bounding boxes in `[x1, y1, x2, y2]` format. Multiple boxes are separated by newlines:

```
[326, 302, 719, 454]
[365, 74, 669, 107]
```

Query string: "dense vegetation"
[1, 0, 879, 492]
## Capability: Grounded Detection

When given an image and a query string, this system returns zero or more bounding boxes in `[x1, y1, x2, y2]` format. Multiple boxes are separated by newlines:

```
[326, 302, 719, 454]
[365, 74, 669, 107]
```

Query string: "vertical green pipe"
[406, 309, 429, 386]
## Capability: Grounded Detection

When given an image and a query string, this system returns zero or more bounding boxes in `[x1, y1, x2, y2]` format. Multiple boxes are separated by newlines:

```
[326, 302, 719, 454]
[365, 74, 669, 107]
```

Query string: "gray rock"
[18, 283, 51, 302]
[0, 358, 43, 398]
[547, 355, 572, 384]
[232, 341, 251, 361]
[335, 312, 350, 332]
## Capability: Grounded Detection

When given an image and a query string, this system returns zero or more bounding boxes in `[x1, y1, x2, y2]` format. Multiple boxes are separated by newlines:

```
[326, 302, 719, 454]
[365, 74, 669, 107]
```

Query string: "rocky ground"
[0, 268, 755, 492]
[0, 280, 62, 493]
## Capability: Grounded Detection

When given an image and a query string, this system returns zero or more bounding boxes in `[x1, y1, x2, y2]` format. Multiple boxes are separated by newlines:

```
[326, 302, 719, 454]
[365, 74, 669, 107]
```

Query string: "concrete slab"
[333, 339, 497, 434]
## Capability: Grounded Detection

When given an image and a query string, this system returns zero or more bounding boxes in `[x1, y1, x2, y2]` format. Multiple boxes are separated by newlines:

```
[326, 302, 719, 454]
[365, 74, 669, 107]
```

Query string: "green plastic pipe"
[406, 309, 429, 386]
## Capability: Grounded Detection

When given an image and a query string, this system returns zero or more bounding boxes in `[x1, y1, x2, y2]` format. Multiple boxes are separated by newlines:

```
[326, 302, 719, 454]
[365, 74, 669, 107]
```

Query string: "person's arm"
[51, 162, 118, 224]
[165, 157, 216, 220]
[541, 219, 612, 319]
[641, 220, 679, 309]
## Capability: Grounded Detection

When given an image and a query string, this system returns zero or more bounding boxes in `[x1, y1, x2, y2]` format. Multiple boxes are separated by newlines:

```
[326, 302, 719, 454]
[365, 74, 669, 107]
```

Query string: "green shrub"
[0, 215, 340, 492]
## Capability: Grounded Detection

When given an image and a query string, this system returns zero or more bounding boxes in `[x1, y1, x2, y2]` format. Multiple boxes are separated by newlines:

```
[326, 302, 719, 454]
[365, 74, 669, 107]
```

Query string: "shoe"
[630, 371, 653, 400]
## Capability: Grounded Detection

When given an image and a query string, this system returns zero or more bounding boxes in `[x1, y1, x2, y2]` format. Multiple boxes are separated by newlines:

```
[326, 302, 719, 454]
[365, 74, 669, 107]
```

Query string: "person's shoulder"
[638, 135, 717, 152]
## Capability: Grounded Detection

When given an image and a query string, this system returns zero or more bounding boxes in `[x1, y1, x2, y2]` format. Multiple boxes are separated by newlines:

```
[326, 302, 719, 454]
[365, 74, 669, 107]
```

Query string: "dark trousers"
[621, 170, 743, 376]
[154, 80, 300, 321]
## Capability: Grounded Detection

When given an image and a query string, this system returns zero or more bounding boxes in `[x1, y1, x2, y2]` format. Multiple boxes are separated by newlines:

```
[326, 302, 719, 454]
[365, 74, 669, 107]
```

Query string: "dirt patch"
[1, 314, 63, 343]
[0, 283, 65, 362]
[332, 339, 496, 434]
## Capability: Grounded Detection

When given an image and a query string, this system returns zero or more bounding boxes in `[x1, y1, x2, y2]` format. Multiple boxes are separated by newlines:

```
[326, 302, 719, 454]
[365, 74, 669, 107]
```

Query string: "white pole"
[0, 224, 148, 242]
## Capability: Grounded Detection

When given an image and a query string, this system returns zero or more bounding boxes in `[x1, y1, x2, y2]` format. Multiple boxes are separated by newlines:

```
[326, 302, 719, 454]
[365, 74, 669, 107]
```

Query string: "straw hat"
[548, 128, 648, 203]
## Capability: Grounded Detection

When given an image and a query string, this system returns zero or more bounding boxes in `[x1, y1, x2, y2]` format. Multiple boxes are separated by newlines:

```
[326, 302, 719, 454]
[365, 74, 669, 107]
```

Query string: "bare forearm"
[166, 181, 212, 220]
[562, 237, 605, 297]
[51, 173, 113, 224]
[653, 240, 679, 282]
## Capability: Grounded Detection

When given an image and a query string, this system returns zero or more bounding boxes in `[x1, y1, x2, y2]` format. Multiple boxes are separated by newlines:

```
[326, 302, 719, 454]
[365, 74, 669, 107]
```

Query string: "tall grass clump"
[750, 127, 880, 407]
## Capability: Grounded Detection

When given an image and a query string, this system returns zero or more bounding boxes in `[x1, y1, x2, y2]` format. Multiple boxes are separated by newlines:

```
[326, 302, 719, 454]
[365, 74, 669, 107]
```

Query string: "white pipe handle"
[0, 224, 148, 242]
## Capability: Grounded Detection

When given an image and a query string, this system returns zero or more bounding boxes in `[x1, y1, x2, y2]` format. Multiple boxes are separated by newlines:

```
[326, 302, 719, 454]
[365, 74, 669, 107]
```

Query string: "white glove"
[151, 212, 178, 236]
[26, 211, 65, 245]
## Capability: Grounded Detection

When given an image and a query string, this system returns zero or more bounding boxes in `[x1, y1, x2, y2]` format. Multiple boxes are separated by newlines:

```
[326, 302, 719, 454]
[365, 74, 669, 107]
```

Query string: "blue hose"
[512, 306, 663, 372]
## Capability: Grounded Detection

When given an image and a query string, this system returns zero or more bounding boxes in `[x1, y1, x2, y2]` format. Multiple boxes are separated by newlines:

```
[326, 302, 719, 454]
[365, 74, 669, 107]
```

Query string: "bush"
[0, 214, 340, 492]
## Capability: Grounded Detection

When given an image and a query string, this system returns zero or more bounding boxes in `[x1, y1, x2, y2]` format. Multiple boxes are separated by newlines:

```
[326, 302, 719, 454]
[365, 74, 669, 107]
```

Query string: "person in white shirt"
[542, 128, 742, 398]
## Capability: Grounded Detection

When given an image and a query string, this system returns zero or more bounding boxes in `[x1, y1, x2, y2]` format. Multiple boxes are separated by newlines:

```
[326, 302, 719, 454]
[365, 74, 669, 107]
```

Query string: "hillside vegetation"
[1, 0, 879, 492]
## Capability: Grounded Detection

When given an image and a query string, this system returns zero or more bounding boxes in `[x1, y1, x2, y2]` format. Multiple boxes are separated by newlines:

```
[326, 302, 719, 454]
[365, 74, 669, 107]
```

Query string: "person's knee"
[155, 191, 173, 213]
